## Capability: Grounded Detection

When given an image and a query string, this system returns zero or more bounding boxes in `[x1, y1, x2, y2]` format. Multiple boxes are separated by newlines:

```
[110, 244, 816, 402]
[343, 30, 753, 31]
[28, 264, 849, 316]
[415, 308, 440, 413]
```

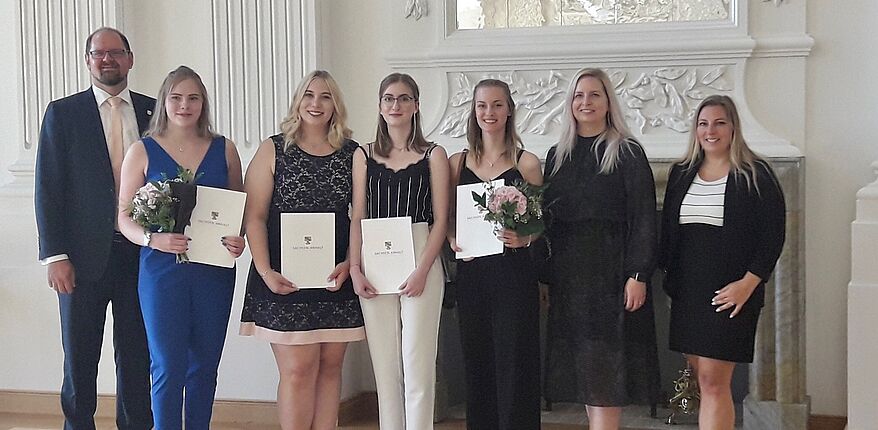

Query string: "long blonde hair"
[373, 73, 430, 157]
[550, 68, 634, 176]
[146, 66, 216, 139]
[466, 79, 524, 166]
[679, 95, 766, 192]
[279, 70, 352, 152]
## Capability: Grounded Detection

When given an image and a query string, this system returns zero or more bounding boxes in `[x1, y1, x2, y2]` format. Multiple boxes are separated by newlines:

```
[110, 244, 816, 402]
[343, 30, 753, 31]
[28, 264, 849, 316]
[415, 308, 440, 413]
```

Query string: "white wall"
[2, 0, 874, 418]
[804, 0, 878, 416]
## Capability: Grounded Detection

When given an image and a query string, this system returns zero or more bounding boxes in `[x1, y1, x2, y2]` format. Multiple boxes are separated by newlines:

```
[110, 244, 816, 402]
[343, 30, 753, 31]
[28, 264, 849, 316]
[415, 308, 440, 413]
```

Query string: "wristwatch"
[629, 272, 647, 282]
[143, 231, 152, 248]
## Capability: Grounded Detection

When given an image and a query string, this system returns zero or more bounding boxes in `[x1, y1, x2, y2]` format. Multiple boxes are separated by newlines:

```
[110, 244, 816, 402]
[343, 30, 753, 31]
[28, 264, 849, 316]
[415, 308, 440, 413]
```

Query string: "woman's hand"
[222, 235, 245, 258]
[261, 270, 298, 295]
[497, 229, 533, 249]
[448, 237, 473, 262]
[623, 278, 647, 312]
[399, 266, 429, 297]
[148, 232, 190, 254]
[326, 261, 350, 292]
[350, 266, 378, 299]
[712, 272, 761, 318]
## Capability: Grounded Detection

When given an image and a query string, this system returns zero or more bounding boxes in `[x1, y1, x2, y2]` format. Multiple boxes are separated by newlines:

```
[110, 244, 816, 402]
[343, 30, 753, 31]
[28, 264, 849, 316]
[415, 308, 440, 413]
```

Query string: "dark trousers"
[456, 251, 541, 430]
[58, 234, 152, 430]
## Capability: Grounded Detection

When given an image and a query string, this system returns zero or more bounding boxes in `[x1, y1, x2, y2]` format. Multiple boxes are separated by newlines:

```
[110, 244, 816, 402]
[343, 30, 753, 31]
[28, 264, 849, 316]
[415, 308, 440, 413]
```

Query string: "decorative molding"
[404, 0, 428, 20]
[437, 71, 566, 138]
[431, 65, 753, 157]
[5, 0, 122, 195]
[210, 0, 313, 152]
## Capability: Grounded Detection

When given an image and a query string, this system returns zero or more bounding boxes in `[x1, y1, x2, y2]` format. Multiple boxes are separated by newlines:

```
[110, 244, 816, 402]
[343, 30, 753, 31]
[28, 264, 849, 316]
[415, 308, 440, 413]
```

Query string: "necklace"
[177, 144, 185, 153]
[486, 150, 507, 167]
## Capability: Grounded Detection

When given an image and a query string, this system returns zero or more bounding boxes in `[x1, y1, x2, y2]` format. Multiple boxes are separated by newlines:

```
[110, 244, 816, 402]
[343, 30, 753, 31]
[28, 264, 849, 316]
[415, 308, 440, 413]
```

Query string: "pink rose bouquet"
[472, 180, 545, 236]
[128, 167, 200, 262]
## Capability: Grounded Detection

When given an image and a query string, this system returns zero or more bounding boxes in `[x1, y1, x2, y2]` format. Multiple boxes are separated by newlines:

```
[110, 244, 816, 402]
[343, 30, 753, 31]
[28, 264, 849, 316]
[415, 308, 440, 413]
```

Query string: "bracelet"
[526, 234, 532, 248]
[258, 269, 272, 278]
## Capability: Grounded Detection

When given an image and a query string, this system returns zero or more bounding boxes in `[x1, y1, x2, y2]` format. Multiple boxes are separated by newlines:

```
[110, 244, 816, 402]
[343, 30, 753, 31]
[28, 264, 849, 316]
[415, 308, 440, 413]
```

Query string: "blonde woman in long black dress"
[659, 95, 785, 429]
[543, 68, 660, 430]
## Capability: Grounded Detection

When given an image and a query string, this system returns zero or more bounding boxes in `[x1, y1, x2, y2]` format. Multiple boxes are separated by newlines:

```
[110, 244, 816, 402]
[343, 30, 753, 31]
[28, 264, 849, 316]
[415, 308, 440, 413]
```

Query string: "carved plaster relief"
[405, 0, 428, 20]
[436, 66, 734, 139]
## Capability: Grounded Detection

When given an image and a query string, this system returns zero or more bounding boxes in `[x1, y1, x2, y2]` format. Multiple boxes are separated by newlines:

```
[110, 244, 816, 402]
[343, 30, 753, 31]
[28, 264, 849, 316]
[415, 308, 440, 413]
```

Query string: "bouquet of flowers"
[128, 167, 200, 263]
[472, 180, 546, 236]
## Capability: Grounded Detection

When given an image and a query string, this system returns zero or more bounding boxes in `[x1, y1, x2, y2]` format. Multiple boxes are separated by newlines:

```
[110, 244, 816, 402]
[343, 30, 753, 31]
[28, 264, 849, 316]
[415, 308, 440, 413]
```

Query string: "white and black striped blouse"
[679, 174, 727, 227]
[361, 143, 437, 225]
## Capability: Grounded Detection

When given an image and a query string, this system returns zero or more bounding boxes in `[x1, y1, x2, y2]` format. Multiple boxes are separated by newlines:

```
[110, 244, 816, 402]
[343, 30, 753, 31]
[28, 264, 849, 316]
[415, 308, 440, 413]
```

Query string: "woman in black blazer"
[659, 95, 785, 430]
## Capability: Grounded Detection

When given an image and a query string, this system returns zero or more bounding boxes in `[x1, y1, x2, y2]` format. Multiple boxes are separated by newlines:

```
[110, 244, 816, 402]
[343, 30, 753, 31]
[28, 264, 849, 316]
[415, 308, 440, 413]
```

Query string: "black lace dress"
[543, 135, 660, 407]
[239, 135, 365, 344]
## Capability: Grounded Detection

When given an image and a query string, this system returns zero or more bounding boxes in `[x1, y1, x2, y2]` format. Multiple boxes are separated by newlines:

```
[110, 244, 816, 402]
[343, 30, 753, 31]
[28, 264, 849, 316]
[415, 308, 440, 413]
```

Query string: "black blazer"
[35, 87, 156, 285]
[658, 159, 786, 305]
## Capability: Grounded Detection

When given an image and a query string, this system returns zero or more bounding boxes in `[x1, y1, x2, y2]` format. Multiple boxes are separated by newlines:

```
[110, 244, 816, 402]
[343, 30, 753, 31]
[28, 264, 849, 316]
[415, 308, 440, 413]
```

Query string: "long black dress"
[455, 153, 541, 430]
[543, 135, 660, 407]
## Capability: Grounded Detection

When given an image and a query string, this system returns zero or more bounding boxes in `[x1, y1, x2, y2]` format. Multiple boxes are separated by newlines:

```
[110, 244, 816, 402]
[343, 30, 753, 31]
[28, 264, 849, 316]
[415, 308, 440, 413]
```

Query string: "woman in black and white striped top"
[659, 95, 785, 430]
[349, 73, 450, 430]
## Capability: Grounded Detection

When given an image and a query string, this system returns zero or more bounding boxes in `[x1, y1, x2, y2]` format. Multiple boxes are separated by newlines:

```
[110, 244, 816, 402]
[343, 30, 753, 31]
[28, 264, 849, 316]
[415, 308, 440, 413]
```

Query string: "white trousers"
[360, 222, 445, 430]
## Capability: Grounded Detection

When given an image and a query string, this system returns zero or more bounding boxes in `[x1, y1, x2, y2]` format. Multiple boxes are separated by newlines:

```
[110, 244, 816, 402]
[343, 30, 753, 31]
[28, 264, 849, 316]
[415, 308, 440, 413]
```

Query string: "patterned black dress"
[543, 135, 660, 407]
[239, 135, 365, 344]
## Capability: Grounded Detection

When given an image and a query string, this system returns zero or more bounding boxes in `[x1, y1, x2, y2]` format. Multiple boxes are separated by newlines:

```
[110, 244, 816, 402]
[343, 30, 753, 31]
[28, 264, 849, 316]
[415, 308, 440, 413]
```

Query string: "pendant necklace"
[487, 150, 507, 167]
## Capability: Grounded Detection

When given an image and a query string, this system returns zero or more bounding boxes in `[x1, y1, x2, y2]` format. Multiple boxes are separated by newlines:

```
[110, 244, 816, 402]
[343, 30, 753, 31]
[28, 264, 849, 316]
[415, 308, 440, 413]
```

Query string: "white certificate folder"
[456, 180, 504, 259]
[184, 186, 247, 268]
[281, 213, 336, 289]
[361, 217, 416, 294]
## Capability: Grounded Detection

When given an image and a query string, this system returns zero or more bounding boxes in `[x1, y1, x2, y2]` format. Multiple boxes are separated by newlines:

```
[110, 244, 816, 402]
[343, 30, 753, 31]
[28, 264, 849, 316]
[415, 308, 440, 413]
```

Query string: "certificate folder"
[281, 213, 336, 289]
[361, 217, 416, 295]
[456, 180, 504, 259]
[184, 186, 247, 268]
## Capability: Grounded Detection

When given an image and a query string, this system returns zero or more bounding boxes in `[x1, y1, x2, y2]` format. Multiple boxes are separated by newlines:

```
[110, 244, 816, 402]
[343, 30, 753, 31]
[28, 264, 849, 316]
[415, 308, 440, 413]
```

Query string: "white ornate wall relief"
[6, 0, 122, 195]
[388, 0, 811, 158]
[435, 66, 735, 144]
[405, 0, 428, 20]
[210, 0, 320, 154]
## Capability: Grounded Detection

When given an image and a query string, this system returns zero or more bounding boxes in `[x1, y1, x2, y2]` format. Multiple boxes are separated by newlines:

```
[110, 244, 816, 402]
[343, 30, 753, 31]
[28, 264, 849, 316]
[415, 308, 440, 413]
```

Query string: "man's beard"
[97, 70, 125, 87]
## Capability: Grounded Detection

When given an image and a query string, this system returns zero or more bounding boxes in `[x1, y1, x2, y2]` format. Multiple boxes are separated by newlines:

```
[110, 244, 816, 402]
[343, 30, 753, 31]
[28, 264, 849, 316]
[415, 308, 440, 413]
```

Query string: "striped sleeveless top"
[361, 143, 438, 225]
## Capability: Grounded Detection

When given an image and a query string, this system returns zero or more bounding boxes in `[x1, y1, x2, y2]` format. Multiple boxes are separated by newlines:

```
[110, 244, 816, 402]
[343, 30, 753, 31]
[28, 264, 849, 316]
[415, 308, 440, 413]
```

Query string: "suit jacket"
[35, 87, 156, 285]
[658, 159, 786, 305]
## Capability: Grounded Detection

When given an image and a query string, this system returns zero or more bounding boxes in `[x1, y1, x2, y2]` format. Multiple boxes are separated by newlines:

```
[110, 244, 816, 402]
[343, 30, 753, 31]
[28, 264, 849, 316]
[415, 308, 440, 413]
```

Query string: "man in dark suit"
[35, 27, 154, 430]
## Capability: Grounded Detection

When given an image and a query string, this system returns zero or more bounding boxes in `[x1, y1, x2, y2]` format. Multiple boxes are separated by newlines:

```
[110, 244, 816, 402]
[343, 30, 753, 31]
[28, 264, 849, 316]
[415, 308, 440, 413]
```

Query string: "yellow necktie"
[107, 96, 124, 228]
[107, 96, 125, 191]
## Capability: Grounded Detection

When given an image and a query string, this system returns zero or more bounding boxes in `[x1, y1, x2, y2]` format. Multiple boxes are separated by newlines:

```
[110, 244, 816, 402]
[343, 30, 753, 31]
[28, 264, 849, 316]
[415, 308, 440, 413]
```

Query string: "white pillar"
[1, 0, 122, 196]
[847, 160, 878, 430]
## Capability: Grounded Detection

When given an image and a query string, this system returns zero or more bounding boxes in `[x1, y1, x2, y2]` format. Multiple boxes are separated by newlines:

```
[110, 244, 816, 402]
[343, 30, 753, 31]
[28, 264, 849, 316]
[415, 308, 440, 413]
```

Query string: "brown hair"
[373, 73, 430, 157]
[465, 79, 524, 166]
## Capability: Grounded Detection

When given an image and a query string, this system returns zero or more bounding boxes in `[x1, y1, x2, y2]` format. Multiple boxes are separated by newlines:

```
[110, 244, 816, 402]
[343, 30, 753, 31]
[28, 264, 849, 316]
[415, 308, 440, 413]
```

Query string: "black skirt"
[544, 219, 660, 407]
[668, 223, 762, 363]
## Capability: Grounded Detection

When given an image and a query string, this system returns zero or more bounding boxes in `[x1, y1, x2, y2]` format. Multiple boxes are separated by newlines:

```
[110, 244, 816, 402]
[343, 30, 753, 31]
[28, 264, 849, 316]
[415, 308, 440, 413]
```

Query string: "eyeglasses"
[380, 95, 416, 106]
[88, 49, 130, 59]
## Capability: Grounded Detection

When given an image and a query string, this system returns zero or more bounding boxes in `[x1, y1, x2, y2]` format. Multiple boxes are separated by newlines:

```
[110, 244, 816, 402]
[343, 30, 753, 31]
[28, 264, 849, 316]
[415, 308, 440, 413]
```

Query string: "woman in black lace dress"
[239, 70, 365, 429]
[543, 68, 660, 430]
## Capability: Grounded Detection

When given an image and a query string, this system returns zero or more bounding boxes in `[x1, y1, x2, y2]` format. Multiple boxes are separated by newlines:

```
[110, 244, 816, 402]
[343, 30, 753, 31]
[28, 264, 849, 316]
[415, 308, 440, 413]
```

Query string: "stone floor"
[0, 403, 740, 429]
